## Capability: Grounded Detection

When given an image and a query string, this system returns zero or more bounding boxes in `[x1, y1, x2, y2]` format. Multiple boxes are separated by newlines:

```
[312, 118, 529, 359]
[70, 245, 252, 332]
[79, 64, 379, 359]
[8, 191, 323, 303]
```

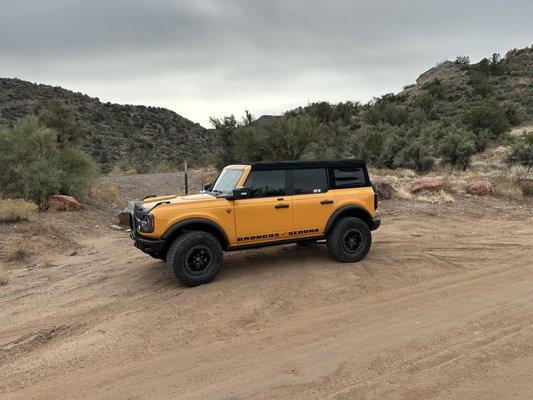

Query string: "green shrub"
[473, 129, 491, 152]
[415, 93, 435, 114]
[209, 115, 239, 168]
[0, 116, 96, 207]
[211, 113, 352, 164]
[437, 127, 476, 170]
[39, 99, 85, 147]
[365, 95, 407, 125]
[55, 148, 95, 197]
[455, 55, 470, 66]
[394, 142, 435, 173]
[472, 80, 494, 97]
[506, 132, 533, 171]
[246, 115, 321, 161]
[464, 101, 511, 136]
[503, 103, 524, 126]
[17, 160, 62, 206]
[352, 126, 385, 164]
[423, 78, 446, 99]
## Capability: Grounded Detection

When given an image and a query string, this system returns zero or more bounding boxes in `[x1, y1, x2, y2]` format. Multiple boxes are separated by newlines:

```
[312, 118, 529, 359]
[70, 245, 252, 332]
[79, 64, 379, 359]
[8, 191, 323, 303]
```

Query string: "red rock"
[410, 178, 443, 193]
[48, 195, 82, 211]
[466, 180, 493, 196]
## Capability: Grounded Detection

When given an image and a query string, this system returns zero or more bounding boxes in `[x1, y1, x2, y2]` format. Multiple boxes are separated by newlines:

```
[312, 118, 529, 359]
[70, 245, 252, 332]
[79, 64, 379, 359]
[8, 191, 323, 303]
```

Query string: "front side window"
[211, 168, 243, 194]
[293, 168, 328, 194]
[245, 170, 286, 197]
[333, 168, 366, 188]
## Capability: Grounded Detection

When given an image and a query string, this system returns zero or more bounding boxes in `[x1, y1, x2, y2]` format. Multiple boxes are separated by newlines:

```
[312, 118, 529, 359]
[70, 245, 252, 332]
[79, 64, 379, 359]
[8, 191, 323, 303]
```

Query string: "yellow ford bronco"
[130, 160, 380, 286]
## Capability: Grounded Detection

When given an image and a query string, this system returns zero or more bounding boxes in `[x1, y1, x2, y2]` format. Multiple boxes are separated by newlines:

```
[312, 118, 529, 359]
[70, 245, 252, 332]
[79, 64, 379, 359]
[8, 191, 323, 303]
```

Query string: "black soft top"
[250, 159, 366, 171]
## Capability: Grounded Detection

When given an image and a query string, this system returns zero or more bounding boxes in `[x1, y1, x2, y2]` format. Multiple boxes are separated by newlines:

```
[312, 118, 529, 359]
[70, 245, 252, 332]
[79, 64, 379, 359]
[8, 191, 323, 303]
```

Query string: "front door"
[234, 169, 293, 245]
[291, 168, 334, 236]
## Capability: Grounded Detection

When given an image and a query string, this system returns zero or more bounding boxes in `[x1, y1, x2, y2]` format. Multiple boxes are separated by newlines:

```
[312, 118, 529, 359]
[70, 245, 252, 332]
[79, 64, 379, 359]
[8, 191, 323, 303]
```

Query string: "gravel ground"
[99, 170, 209, 200]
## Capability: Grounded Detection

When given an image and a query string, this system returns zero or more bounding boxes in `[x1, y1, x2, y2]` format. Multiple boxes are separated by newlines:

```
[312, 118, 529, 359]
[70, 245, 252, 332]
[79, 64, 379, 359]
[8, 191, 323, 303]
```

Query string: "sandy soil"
[1, 197, 532, 399]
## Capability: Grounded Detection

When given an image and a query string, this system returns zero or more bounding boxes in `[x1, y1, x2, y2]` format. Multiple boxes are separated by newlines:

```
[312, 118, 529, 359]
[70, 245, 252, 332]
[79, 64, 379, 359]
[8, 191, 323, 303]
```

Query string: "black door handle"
[320, 199, 334, 205]
[275, 203, 289, 209]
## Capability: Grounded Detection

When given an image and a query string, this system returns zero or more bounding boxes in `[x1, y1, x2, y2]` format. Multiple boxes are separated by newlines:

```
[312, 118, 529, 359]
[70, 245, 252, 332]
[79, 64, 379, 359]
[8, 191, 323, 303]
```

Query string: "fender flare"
[324, 204, 373, 234]
[162, 218, 230, 249]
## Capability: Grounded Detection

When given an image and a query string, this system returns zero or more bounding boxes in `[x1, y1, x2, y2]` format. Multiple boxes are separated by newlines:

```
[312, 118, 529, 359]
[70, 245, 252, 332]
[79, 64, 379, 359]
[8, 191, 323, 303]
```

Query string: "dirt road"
[1, 198, 532, 399]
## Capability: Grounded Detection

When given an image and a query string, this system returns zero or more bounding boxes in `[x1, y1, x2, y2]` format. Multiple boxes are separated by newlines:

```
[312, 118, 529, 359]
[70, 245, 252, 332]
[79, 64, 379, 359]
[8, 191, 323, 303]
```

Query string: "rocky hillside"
[399, 46, 533, 121]
[0, 78, 214, 172]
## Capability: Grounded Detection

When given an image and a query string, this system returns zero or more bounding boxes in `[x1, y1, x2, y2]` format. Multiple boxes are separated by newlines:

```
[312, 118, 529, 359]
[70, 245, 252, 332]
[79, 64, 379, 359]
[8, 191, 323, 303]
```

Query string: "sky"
[1, 0, 532, 127]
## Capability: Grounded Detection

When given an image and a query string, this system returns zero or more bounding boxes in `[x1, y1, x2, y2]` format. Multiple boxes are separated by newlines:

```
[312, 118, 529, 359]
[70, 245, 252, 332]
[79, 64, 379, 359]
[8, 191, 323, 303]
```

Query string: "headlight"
[136, 214, 154, 233]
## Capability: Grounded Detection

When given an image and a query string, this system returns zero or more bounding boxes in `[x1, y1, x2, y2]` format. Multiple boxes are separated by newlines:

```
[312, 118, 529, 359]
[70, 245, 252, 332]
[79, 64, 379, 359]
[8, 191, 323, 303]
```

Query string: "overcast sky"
[1, 0, 532, 127]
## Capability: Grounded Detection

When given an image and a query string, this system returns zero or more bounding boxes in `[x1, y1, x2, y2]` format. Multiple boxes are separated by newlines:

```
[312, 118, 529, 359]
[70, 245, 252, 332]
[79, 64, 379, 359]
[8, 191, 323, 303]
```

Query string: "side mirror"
[231, 188, 250, 199]
[203, 182, 212, 191]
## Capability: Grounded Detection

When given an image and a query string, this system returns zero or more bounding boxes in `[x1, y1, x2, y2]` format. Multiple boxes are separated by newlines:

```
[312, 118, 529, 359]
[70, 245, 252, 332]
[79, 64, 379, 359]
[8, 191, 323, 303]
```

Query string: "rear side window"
[293, 168, 328, 194]
[245, 170, 286, 197]
[332, 168, 366, 188]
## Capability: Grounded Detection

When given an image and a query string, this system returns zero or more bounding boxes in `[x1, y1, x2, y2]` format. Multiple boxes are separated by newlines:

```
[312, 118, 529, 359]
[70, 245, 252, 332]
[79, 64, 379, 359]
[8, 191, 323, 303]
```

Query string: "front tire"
[326, 217, 371, 262]
[166, 231, 223, 286]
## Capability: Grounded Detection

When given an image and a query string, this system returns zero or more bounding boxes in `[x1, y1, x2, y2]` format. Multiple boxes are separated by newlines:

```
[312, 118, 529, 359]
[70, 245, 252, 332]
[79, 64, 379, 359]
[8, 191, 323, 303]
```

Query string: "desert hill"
[0, 78, 215, 172]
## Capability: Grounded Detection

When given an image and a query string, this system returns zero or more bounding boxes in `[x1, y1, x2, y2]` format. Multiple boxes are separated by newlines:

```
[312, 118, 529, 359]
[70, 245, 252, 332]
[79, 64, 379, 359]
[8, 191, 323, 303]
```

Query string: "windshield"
[211, 168, 244, 194]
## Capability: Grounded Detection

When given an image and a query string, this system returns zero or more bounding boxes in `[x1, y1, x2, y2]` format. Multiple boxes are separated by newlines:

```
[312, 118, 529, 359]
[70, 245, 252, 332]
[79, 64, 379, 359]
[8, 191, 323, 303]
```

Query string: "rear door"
[233, 169, 293, 245]
[291, 168, 334, 236]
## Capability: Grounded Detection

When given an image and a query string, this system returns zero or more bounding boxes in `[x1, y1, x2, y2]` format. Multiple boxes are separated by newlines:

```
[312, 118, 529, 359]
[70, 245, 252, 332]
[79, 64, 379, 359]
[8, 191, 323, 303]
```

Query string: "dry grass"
[416, 190, 455, 203]
[121, 169, 138, 176]
[3, 236, 33, 262]
[493, 180, 524, 201]
[395, 187, 413, 200]
[490, 168, 524, 201]
[369, 167, 417, 180]
[0, 199, 38, 223]
[439, 190, 455, 203]
[89, 183, 124, 206]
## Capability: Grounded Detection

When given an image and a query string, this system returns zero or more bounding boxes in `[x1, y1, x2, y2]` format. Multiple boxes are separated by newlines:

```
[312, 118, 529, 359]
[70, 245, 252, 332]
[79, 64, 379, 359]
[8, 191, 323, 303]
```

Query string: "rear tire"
[326, 217, 371, 262]
[166, 231, 223, 286]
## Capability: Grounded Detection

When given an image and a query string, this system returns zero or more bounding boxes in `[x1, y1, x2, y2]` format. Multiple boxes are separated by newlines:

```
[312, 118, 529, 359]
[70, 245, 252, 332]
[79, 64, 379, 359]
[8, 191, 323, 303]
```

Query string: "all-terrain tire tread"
[326, 217, 371, 262]
[165, 231, 223, 286]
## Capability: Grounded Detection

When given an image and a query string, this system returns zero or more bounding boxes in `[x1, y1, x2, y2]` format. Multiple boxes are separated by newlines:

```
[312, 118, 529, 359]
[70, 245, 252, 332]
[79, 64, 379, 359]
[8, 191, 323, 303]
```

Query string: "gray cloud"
[1, 0, 532, 126]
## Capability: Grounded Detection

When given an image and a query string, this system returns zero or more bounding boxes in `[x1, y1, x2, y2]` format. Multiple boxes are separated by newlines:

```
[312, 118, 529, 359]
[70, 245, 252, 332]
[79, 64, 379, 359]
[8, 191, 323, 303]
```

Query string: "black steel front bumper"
[132, 234, 165, 254]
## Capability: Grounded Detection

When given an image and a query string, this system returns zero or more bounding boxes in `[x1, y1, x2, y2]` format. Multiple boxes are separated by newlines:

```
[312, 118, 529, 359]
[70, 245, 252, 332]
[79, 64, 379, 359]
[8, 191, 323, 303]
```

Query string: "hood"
[140, 193, 218, 212]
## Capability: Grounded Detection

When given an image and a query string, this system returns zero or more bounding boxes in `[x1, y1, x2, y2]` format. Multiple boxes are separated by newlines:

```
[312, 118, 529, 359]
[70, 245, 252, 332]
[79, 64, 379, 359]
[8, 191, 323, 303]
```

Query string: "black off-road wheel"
[326, 217, 371, 262]
[166, 231, 223, 286]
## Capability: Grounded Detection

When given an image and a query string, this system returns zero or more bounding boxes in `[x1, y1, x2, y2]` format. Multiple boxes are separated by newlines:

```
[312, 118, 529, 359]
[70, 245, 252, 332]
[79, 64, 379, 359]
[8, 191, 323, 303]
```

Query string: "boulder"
[410, 178, 443, 193]
[373, 182, 396, 199]
[117, 212, 131, 227]
[117, 199, 137, 227]
[466, 180, 493, 196]
[48, 195, 81, 211]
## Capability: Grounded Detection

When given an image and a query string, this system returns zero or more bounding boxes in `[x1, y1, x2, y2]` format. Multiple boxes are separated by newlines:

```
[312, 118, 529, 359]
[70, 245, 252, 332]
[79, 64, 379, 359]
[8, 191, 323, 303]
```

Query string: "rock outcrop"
[48, 195, 82, 211]
[410, 179, 443, 193]
[466, 180, 493, 196]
